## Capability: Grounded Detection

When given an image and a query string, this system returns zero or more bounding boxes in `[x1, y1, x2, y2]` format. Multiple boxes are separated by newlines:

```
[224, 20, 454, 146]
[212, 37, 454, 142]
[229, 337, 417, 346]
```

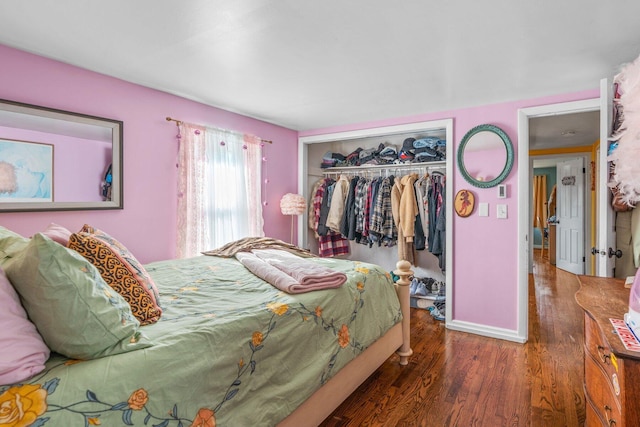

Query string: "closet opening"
[298, 119, 453, 323]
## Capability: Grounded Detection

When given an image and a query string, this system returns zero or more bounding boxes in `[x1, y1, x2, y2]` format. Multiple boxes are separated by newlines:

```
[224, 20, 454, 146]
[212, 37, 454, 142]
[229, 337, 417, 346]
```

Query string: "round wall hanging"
[454, 189, 475, 217]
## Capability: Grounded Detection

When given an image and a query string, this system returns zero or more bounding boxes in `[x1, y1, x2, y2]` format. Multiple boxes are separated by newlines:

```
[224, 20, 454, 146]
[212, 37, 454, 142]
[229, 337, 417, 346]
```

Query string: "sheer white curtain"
[177, 123, 264, 258]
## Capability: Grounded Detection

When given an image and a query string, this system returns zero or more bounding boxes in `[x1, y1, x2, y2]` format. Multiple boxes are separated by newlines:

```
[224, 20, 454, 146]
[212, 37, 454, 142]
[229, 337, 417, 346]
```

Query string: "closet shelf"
[321, 160, 445, 175]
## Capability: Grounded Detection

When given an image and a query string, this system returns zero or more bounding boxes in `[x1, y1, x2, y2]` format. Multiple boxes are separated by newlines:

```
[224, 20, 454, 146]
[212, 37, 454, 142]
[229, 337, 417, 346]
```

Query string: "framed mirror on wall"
[457, 124, 514, 188]
[0, 99, 123, 212]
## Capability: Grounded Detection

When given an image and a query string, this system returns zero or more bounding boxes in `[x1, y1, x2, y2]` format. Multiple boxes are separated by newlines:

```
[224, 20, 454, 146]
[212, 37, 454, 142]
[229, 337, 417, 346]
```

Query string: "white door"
[596, 78, 616, 277]
[556, 158, 585, 274]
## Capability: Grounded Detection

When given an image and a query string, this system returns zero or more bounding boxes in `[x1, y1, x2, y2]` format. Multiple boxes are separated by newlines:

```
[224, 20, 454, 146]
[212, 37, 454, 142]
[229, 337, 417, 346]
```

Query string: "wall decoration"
[0, 139, 53, 202]
[457, 124, 514, 188]
[454, 189, 475, 217]
[561, 176, 576, 186]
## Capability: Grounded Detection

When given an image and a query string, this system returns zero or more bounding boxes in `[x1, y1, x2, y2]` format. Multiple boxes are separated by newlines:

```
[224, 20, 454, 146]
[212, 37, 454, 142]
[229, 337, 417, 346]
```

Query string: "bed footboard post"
[393, 260, 413, 365]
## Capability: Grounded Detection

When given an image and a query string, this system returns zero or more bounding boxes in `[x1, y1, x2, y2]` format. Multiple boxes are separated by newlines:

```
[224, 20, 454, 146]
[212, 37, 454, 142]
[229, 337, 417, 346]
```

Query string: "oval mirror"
[0, 99, 122, 212]
[457, 124, 513, 188]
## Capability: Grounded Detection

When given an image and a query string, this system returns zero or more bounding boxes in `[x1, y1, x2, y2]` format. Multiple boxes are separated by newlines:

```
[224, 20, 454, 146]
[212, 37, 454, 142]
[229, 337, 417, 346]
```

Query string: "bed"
[0, 229, 412, 427]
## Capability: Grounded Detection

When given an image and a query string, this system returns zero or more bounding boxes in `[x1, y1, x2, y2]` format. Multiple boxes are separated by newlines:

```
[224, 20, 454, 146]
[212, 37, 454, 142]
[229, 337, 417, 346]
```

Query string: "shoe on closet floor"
[414, 282, 428, 297]
[409, 278, 419, 295]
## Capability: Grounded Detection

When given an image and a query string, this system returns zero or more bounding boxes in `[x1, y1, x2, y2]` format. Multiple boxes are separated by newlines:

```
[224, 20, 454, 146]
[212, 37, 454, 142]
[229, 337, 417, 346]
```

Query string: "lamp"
[280, 193, 306, 244]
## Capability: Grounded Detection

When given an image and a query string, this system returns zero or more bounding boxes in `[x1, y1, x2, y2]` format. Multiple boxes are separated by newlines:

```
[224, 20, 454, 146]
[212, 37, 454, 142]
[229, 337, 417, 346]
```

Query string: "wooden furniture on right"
[575, 275, 640, 427]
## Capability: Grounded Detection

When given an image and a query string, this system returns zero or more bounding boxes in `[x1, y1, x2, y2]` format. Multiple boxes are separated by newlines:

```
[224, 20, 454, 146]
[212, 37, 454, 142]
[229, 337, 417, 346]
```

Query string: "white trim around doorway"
[517, 98, 599, 342]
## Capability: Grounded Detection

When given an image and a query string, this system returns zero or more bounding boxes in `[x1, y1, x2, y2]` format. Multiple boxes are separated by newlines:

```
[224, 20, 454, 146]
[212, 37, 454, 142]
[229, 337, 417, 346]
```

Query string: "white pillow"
[0, 267, 49, 385]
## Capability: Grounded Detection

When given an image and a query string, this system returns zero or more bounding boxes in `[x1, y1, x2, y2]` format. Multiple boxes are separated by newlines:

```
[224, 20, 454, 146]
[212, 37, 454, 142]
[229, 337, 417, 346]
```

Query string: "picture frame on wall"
[0, 138, 54, 202]
[454, 189, 475, 217]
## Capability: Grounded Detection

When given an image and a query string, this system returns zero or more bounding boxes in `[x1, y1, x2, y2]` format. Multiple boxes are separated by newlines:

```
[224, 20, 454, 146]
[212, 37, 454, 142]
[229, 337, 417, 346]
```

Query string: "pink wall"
[301, 88, 599, 332]
[0, 44, 298, 263]
[0, 43, 601, 334]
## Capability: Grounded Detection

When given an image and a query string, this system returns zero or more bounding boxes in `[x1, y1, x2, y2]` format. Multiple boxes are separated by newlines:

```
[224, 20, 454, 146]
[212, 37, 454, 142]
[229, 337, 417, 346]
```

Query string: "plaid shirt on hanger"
[313, 178, 350, 257]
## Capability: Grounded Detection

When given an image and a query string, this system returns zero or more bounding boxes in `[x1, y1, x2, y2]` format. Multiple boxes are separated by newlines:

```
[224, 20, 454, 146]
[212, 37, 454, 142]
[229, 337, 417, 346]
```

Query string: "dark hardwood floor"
[320, 250, 586, 426]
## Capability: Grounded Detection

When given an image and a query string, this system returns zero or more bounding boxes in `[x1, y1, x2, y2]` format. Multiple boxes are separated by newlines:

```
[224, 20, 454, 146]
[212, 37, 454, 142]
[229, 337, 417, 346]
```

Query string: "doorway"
[532, 154, 590, 274]
[517, 98, 600, 339]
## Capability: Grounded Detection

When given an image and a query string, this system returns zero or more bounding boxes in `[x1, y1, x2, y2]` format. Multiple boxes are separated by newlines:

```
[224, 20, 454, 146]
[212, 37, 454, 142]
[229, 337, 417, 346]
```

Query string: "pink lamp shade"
[280, 193, 306, 215]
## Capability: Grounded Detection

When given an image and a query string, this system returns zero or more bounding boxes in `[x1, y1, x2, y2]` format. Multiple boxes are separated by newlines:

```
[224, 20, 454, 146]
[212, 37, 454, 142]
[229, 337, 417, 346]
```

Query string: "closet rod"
[165, 116, 273, 144]
[321, 161, 445, 175]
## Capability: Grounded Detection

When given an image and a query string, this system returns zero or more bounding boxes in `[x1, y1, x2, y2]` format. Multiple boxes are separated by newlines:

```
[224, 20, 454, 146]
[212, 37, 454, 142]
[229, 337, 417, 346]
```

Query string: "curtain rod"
[165, 116, 273, 144]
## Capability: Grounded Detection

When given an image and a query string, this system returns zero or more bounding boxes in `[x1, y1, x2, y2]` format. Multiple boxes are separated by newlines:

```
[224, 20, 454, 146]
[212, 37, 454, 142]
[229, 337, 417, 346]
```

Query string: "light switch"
[478, 202, 489, 217]
[497, 204, 508, 219]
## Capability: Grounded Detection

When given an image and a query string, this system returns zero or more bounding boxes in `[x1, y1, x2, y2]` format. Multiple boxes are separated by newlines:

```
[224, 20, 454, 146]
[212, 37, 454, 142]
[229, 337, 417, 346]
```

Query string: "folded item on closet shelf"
[359, 148, 375, 159]
[362, 158, 382, 166]
[378, 145, 397, 157]
[323, 151, 346, 161]
[399, 151, 415, 161]
[413, 137, 440, 149]
[235, 249, 347, 294]
[401, 138, 416, 153]
[415, 154, 444, 163]
[414, 146, 439, 156]
[344, 148, 363, 164]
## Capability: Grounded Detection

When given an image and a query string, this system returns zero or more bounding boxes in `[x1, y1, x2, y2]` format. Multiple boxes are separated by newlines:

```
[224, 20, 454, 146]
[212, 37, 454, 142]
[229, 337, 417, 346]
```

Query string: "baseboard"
[446, 319, 527, 343]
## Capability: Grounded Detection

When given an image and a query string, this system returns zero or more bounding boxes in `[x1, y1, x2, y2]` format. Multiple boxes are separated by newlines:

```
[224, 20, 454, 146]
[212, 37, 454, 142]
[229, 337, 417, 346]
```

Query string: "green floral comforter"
[1, 255, 401, 427]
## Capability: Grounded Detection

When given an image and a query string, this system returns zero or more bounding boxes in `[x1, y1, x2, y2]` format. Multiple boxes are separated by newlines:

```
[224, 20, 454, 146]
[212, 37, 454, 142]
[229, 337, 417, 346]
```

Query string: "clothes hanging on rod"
[309, 166, 446, 270]
[309, 178, 350, 257]
[427, 173, 446, 271]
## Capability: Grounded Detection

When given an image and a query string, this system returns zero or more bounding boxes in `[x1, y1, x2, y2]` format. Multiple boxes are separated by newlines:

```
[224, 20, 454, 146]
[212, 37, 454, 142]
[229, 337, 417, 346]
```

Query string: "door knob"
[591, 247, 599, 255]
[608, 248, 623, 259]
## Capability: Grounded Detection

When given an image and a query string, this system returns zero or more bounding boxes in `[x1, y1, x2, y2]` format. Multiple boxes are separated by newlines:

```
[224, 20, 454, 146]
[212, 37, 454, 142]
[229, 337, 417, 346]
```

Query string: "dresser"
[575, 275, 640, 427]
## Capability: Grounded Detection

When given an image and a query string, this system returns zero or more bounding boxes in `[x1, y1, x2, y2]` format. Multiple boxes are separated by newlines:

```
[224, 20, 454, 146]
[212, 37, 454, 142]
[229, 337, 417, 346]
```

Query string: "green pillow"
[0, 226, 30, 268]
[5, 233, 151, 360]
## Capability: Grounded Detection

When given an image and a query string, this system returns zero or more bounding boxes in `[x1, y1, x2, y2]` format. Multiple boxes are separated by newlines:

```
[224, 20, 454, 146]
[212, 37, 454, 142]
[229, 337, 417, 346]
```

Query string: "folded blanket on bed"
[202, 237, 316, 258]
[235, 249, 346, 293]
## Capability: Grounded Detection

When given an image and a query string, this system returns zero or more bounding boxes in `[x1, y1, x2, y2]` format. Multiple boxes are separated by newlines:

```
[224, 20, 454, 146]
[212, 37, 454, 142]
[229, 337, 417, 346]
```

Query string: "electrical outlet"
[497, 204, 508, 219]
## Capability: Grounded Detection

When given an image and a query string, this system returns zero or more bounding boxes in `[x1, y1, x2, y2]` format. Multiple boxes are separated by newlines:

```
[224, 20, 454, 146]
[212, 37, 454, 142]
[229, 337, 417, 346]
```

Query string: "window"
[177, 124, 264, 258]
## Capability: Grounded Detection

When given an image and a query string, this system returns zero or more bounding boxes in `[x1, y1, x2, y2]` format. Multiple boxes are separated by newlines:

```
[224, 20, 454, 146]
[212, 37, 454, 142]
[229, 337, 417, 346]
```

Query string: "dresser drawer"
[585, 351, 622, 426]
[586, 393, 610, 427]
[585, 315, 621, 388]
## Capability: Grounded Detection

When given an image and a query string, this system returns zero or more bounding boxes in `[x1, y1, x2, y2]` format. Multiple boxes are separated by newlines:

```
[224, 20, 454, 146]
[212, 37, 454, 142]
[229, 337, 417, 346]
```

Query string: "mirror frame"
[457, 124, 514, 188]
[0, 98, 123, 212]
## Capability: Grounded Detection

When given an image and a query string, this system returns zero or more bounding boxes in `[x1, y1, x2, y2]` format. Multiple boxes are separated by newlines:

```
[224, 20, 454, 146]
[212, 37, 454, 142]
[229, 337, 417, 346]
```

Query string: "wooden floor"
[320, 250, 586, 426]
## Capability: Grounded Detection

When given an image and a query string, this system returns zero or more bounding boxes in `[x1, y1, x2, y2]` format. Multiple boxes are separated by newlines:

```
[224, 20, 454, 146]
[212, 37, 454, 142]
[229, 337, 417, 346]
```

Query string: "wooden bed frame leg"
[393, 260, 413, 365]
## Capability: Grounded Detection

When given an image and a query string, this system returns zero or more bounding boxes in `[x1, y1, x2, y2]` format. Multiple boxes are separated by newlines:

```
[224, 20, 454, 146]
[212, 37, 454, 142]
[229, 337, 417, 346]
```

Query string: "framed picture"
[0, 139, 54, 202]
[454, 189, 475, 217]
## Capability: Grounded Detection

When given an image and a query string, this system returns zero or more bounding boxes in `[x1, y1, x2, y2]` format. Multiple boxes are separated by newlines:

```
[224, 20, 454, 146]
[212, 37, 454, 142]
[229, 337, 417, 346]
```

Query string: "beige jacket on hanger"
[326, 175, 350, 233]
[392, 173, 419, 265]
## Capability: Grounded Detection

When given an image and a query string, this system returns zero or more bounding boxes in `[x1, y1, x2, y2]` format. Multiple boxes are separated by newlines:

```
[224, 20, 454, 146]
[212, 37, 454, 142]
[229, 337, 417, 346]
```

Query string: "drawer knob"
[604, 405, 617, 426]
[597, 345, 611, 364]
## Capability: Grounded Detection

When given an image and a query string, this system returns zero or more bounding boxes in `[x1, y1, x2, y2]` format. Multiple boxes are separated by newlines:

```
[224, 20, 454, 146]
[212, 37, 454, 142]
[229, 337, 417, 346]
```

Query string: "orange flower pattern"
[127, 388, 148, 410]
[190, 408, 216, 427]
[338, 324, 350, 348]
[252, 331, 263, 347]
[0, 260, 396, 426]
[266, 302, 288, 315]
[0, 384, 48, 427]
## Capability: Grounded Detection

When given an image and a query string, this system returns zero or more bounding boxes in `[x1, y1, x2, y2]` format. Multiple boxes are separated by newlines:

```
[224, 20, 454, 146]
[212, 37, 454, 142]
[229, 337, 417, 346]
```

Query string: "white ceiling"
[1, 0, 640, 144]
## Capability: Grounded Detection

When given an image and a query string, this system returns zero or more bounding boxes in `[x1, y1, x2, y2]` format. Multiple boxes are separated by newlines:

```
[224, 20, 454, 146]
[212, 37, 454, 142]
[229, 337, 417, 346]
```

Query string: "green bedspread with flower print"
[0, 255, 401, 427]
